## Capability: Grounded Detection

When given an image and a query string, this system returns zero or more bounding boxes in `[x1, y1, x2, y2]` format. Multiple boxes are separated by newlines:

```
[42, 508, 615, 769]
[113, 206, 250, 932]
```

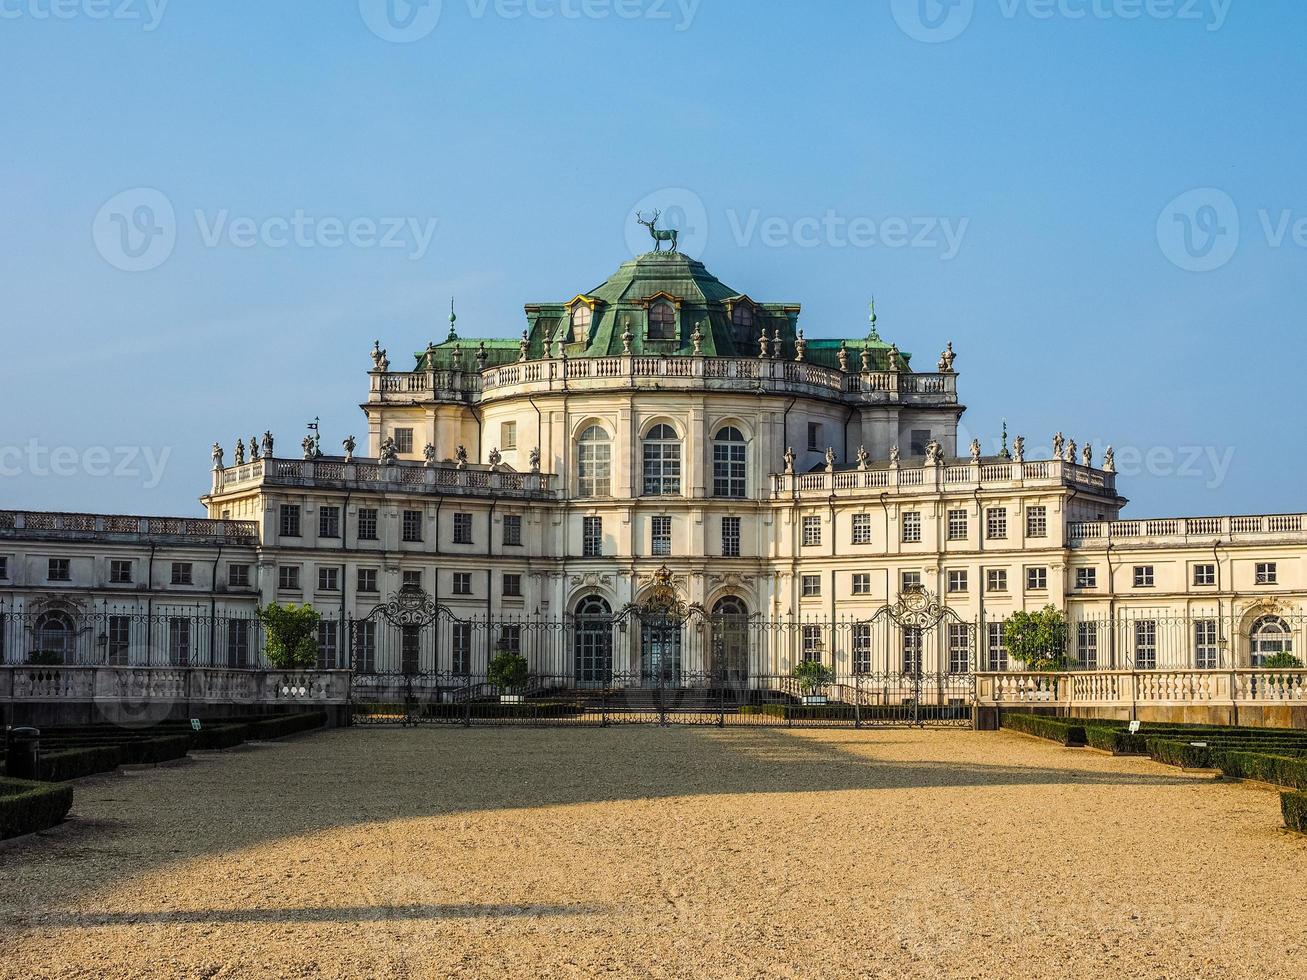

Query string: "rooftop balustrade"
[772, 457, 1117, 498]
[1068, 513, 1307, 547]
[0, 510, 258, 544]
[210, 456, 560, 499]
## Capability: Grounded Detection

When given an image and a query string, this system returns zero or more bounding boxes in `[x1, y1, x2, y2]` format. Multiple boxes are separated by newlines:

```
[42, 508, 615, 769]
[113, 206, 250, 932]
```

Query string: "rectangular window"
[582, 516, 602, 558]
[353, 621, 377, 673]
[712, 434, 746, 498]
[280, 504, 301, 537]
[851, 513, 873, 545]
[852, 572, 872, 595]
[453, 572, 472, 596]
[651, 516, 672, 557]
[107, 615, 130, 666]
[985, 508, 1007, 540]
[947, 623, 971, 675]
[358, 568, 379, 593]
[502, 514, 522, 547]
[902, 626, 923, 674]
[225, 618, 250, 669]
[452, 513, 473, 545]
[503, 573, 522, 598]
[901, 571, 922, 593]
[1075, 567, 1097, 590]
[278, 566, 301, 591]
[901, 512, 922, 544]
[402, 510, 423, 543]
[801, 574, 821, 598]
[501, 420, 517, 450]
[947, 509, 968, 541]
[852, 623, 872, 674]
[0, 556, 7, 580]
[578, 433, 611, 497]
[642, 432, 682, 496]
[1135, 620, 1158, 670]
[1077, 622, 1098, 670]
[317, 622, 338, 670]
[393, 428, 414, 454]
[1256, 562, 1278, 585]
[1133, 565, 1154, 588]
[48, 558, 71, 582]
[402, 570, 422, 589]
[947, 570, 968, 594]
[802, 515, 822, 547]
[110, 559, 133, 584]
[1195, 619, 1219, 670]
[987, 622, 1009, 671]
[171, 562, 193, 586]
[319, 506, 341, 539]
[986, 569, 1008, 593]
[807, 422, 822, 452]
[357, 508, 379, 541]
[1193, 563, 1216, 587]
[721, 516, 741, 558]
[498, 625, 522, 656]
[451, 622, 472, 674]
[168, 617, 191, 667]
[1026, 566, 1048, 591]
[1026, 505, 1047, 538]
[228, 563, 250, 588]
[801, 625, 823, 662]
[317, 567, 339, 592]
[910, 429, 931, 456]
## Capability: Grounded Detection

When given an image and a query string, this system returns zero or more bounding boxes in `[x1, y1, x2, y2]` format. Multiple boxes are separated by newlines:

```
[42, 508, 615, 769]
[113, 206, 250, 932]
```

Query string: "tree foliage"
[257, 603, 321, 669]
[1262, 651, 1304, 669]
[488, 650, 529, 692]
[1002, 605, 1069, 672]
[792, 659, 834, 694]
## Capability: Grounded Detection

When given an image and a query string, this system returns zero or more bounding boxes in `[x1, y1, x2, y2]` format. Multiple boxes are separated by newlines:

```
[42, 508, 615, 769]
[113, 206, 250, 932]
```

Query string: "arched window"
[642, 423, 682, 496]
[648, 301, 676, 340]
[711, 596, 750, 686]
[731, 303, 754, 348]
[1250, 616, 1294, 667]
[571, 303, 592, 344]
[577, 426, 611, 497]
[712, 426, 747, 498]
[574, 595, 612, 684]
[32, 611, 75, 663]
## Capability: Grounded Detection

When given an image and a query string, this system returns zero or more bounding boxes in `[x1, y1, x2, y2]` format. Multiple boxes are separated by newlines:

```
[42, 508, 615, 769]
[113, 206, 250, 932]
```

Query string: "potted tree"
[488, 648, 529, 704]
[792, 659, 834, 705]
[1002, 605, 1068, 700]
[256, 603, 321, 669]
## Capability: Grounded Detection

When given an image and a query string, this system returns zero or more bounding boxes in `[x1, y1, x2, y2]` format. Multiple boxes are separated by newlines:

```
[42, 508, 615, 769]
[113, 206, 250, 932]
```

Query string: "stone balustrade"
[0, 510, 258, 543]
[213, 456, 560, 499]
[976, 668, 1307, 707]
[367, 356, 958, 406]
[0, 666, 351, 705]
[772, 457, 1116, 498]
[1068, 513, 1307, 547]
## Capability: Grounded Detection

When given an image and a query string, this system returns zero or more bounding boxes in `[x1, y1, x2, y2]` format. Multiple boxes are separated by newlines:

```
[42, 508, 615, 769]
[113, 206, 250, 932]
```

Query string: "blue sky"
[0, 0, 1301, 518]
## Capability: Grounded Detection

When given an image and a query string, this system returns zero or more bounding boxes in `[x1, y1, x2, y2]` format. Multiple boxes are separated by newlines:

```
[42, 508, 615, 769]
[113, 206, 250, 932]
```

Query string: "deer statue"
[635, 209, 679, 253]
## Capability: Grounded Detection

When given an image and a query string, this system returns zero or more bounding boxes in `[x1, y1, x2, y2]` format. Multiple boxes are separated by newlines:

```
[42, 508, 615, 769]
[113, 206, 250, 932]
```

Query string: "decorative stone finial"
[868, 298, 880, 341]
[371, 340, 388, 371]
[837, 340, 849, 373]
[860, 345, 871, 373]
[450, 343, 462, 371]
[692, 320, 704, 355]
[795, 330, 806, 362]
[447, 297, 458, 342]
[621, 316, 634, 355]
[1000, 419, 1011, 460]
[759, 329, 770, 360]
[519, 330, 529, 362]
[476, 340, 488, 370]
[771, 326, 782, 359]
[887, 344, 901, 372]
[938, 342, 956, 374]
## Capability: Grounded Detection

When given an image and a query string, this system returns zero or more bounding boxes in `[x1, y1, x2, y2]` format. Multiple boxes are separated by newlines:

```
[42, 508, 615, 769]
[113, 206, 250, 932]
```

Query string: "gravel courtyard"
[1, 725, 1304, 979]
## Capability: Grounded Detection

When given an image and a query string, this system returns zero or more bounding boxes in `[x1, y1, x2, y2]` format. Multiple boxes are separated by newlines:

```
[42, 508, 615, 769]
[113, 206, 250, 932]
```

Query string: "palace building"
[2, 247, 1305, 701]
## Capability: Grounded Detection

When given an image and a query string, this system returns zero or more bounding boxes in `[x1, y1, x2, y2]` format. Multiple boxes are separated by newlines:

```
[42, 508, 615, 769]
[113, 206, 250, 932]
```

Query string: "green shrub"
[25, 650, 64, 666]
[1218, 751, 1307, 791]
[792, 660, 835, 694]
[119, 735, 191, 766]
[0, 778, 74, 840]
[487, 651, 529, 692]
[1282, 791, 1307, 833]
[1003, 606, 1068, 672]
[1085, 726, 1147, 754]
[1001, 713, 1085, 746]
[38, 745, 123, 782]
[1146, 738, 1216, 769]
[257, 603, 321, 669]
[1262, 652, 1304, 669]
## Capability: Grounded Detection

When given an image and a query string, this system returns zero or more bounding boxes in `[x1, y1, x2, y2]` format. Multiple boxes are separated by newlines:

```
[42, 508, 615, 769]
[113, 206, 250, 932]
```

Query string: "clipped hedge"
[418, 702, 582, 721]
[1001, 713, 1086, 746]
[1217, 751, 1307, 791]
[37, 745, 124, 782]
[119, 735, 192, 766]
[1282, 791, 1307, 833]
[1085, 726, 1147, 755]
[245, 711, 328, 738]
[1146, 738, 1217, 769]
[0, 778, 74, 840]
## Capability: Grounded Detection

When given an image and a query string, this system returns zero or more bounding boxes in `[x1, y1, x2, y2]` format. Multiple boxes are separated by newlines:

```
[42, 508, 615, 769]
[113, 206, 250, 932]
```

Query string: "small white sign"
[1128, 720, 1141, 734]
[190, 718, 202, 731]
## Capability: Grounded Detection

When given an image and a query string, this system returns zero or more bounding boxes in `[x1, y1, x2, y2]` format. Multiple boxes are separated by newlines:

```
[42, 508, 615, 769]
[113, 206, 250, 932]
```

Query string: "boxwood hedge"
[0, 777, 74, 840]
[1282, 791, 1307, 833]
[1000, 713, 1086, 746]
[1217, 751, 1307, 791]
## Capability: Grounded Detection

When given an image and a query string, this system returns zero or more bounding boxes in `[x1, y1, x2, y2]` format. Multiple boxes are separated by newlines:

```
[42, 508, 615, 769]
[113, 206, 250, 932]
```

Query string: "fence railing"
[976, 669, 1307, 707]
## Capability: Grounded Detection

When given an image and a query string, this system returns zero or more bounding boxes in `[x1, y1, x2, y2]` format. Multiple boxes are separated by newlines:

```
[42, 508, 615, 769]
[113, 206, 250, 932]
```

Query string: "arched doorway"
[574, 596, 613, 685]
[710, 597, 750, 687]
[640, 613, 682, 685]
[1250, 616, 1294, 667]
[32, 611, 75, 663]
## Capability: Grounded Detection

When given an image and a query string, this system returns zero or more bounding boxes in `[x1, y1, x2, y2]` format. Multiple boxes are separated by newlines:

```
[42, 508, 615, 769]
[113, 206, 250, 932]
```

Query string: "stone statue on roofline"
[758, 330, 769, 360]
[261, 431, 275, 458]
[925, 439, 943, 464]
[379, 437, 397, 464]
[1066, 438, 1077, 464]
[856, 445, 869, 470]
[302, 436, 316, 460]
[861, 345, 872, 373]
[234, 440, 245, 466]
[343, 436, 356, 463]
[889, 445, 901, 465]
[455, 445, 468, 470]
[423, 443, 437, 468]
[783, 446, 796, 474]
[1082, 442, 1093, 468]
[771, 326, 782, 359]
[824, 447, 836, 473]
[371, 340, 389, 372]
[529, 447, 541, 473]
[1104, 446, 1116, 473]
[970, 438, 981, 463]
[249, 437, 260, 461]
[692, 321, 704, 355]
[887, 344, 901, 372]
[1013, 435, 1025, 463]
[795, 330, 807, 363]
[211, 442, 224, 471]
[1052, 432, 1065, 459]
[488, 448, 503, 471]
[519, 330, 529, 362]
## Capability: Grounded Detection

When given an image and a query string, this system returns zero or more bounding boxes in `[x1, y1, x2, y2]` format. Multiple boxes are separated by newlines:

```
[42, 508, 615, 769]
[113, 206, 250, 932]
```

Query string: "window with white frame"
[169, 617, 191, 666]
[1077, 622, 1098, 669]
[712, 427, 747, 498]
[802, 515, 822, 547]
[901, 571, 922, 593]
[317, 567, 339, 592]
[171, 562, 193, 586]
[947, 569, 968, 594]
[317, 622, 338, 669]
[319, 506, 341, 539]
[1193, 563, 1216, 587]
[502, 573, 522, 598]
[731, 302, 754, 348]
[852, 572, 871, 595]
[902, 627, 923, 674]
[721, 516, 741, 558]
[986, 569, 1008, 593]
[651, 515, 672, 557]
[987, 622, 1008, 671]
[402, 570, 422, 589]
[278, 566, 300, 591]
[582, 516, 602, 557]
[1250, 616, 1293, 667]
[357, 568, 379, 593]
[570, 303, 592, 343]
[902, 512, 922, 543]
[500, 420, 517, 450]
[108, 615, 130, 666]
[647, 300, 676, 340]
[947, 509, 968, 541]
[393, 428, 414, 454]
[353, 621, 376, 673]
[502, 514, 522, 547]
[642, 424, 682, 496]
[1025, 505, 1047, 538]
[1194, 619, 1219, 669]
[1075, 567, 1097, 589]
[401, 509, 423, 542]
[801, 574, 821, 597]
[1133, 565, 1154, 588]
[1026, 566, 1048, 591]
[453, 572, 472, 596]
[851, 513, 872, 545]
[280, 504, 301, 537]
[499, 624, 522, 655]
[110, 559, 133, 584]
[228, 563, 250, 588]
[801, 625, 824, 663]
[451, 622, 472, 674]
[985, 508, 1007, 540]
[357, 508, 379, 541]
[1135, 620, 1158, 670]
[577, 426, 611, 497]
[1256, 562, 1278, 585]
[852, 623, 872, 674]
[947, 624, 971, 675]
[452, 512, 473, 545]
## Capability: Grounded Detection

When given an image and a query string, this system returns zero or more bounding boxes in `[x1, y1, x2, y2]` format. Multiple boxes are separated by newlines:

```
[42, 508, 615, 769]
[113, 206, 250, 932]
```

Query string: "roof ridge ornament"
[868, 297, 881, 342]
[447, 297, 458, 342]
[635, 209, 679, 254]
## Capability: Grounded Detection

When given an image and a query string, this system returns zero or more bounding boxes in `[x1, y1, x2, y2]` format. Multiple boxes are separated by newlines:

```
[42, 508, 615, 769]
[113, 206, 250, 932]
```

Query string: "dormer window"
[570, 303, 592, 344]
[731, 303, 754, 347]
[648, 300, 676, 340]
